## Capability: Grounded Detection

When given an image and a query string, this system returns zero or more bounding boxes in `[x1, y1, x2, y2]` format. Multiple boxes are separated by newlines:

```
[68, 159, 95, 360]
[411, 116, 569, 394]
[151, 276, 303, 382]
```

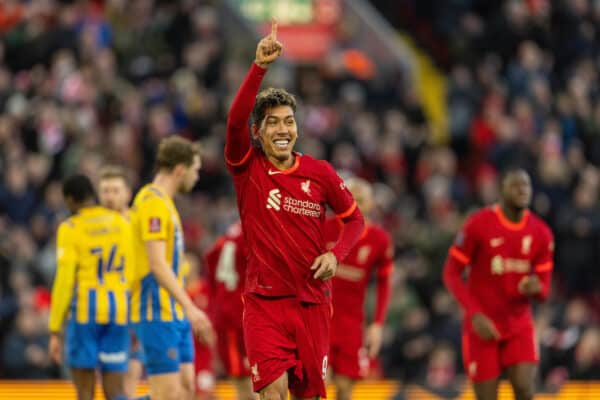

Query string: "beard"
[177, 181, 192, 194]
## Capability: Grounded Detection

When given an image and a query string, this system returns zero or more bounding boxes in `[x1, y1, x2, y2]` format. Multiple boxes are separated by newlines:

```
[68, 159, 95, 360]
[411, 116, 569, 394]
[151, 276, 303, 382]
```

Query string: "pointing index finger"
[271, 17, 278, 40]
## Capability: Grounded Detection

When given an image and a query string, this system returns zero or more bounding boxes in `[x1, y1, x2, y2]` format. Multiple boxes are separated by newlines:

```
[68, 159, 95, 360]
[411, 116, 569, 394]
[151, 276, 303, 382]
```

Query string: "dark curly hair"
[251, 87, 297, 125]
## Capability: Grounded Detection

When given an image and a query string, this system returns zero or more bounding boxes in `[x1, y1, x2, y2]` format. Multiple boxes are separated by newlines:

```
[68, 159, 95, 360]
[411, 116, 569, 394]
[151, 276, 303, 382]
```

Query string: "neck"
[268, 153, 295, 170]
[500, 202, 525, 223]
[75, 199, 96, 213]
[153, 173, 177, 198]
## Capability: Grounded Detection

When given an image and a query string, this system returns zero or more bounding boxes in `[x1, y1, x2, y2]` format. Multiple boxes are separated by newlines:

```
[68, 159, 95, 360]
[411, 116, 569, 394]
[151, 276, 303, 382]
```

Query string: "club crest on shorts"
[251, 363, 260, 382]
[167, 347, 177, 360]
[469, 361, 477, 377]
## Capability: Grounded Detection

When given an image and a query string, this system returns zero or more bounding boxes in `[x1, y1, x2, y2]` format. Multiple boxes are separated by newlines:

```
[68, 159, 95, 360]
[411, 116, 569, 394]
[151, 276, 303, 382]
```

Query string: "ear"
[251, 123, 261, 141]
[173, 163, 187, 177]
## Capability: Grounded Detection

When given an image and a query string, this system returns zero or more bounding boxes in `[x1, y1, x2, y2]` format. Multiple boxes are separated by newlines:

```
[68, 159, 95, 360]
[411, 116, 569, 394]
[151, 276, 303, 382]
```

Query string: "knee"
[156, 383, 182, 400]
[260, 386, 286, 400]
[103, 384, 126, 400]
[512, 380, 534, 400]
[336, 384, 353, 400]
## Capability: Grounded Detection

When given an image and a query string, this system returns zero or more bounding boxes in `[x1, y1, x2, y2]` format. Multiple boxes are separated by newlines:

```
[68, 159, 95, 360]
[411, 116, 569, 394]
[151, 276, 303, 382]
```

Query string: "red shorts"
[243, 294, 331, 398]
[330, 314, 368, 379]
[215, 320, 250, 377]
[462, 323, 538, 382]
[193, 335, 215, 395]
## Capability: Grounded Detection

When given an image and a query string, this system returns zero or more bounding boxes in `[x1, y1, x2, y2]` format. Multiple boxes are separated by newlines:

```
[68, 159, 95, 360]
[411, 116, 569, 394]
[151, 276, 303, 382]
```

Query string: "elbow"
[148, 261, 162, 276]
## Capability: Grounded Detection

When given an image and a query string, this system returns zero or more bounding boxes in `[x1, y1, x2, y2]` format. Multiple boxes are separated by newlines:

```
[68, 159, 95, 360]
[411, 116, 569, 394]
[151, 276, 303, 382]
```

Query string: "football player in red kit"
[186, 255, 216, 400]
[323, 178, 393, 400]
[443, 167, 554, 400]
[225, 20, 364, 400]
[204, 222, 254, 400]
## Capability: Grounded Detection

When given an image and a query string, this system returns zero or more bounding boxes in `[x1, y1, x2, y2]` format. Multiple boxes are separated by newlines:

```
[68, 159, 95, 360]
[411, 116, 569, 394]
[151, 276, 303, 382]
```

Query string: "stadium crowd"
[0, 0, 599, 394]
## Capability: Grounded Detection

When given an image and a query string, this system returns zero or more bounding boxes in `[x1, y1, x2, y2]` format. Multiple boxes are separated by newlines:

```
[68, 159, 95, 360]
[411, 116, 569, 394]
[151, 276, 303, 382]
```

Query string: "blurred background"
[0, 0, 599, 398]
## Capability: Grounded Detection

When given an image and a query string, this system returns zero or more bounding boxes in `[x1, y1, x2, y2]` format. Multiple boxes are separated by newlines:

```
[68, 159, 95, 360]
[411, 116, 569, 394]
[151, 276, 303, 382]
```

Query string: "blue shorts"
[66, 321, 129, 372]
[133, 320, 194, 375]
[129, 329, 146, 364]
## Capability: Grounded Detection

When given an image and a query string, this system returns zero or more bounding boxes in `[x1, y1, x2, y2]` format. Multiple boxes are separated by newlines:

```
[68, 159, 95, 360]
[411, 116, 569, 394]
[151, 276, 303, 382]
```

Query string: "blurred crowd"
[0, 0, 599, 394]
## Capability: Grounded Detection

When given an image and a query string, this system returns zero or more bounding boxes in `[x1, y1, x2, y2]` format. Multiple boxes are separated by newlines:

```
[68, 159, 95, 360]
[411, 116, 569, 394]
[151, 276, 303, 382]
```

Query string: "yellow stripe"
[4, 381, 600, 398]
[159, 287, 173, 321]
[76, 290, 88, 324]
[96, 289, 109, 324]
[145, 289, 152, 321]
[130, 281, 140, 323]
[175, 303, 184, 320]
[115, 290, 128, 325]
[398, 34, 448, 144]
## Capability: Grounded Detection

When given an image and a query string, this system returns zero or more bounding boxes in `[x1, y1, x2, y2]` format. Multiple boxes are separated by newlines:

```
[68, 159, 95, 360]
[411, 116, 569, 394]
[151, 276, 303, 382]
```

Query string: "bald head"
[346, 177, 374, 215]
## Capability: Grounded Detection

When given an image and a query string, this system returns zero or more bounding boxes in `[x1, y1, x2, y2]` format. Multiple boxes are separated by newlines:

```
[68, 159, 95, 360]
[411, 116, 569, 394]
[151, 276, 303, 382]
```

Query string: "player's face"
[502, 170, 532, 210]
[257, 106, 298, 164]
[178, 154, 201, 193]
[348, 180, 374, 215]
[98, 177, 131, 213]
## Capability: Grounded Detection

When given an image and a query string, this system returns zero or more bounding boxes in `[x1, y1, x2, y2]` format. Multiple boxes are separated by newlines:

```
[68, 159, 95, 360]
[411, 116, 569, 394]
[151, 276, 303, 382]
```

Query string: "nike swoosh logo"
[268, 169, 283, 175]
[490, 238, 504, 247]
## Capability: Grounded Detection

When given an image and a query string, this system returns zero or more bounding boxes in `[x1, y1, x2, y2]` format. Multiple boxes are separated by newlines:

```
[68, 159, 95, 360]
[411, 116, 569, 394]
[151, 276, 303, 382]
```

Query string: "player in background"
[226, 19, 364, 400]
[97, 165, 146, 399]
[185, 252, 216, 400]
[204, 222, 255, 400]
[130, 136, 214, 400]
[322, 177, 393, 400]
[48, 174, 132, 400]
[443, 167, 554, 400]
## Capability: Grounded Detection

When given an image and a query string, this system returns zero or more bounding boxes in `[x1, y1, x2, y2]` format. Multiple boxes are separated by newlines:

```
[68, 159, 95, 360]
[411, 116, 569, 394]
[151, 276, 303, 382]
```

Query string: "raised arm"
[225, 19, 282, 167]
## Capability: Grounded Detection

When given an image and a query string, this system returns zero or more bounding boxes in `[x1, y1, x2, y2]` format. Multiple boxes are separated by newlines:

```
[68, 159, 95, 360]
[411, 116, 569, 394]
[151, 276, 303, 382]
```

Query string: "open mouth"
[273, 139, 290, 150]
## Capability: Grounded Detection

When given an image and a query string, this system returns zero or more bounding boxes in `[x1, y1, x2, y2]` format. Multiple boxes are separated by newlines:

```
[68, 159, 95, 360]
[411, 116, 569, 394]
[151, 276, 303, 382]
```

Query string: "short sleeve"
[136, 196, 170, 242]
[56, 221, 77, 269]
[322, 162, 356, 218]
[449, 213, 480, 265]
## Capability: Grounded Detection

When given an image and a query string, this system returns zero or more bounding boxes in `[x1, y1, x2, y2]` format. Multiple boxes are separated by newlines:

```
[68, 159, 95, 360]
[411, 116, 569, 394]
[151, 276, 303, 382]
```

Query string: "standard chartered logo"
[266, 189, 282, 211]
[265, 188, 321, 218]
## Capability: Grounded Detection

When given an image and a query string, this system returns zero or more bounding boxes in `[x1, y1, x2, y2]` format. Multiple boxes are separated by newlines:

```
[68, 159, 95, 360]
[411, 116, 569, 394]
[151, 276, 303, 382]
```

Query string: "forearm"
[150, 261, 195, 310]
[534, 269, 552, 301]
[373, 271, 392, 324]
[225, 63, 267, 162]
[442, 256, 482, 317]
[331, 208, 364, 262]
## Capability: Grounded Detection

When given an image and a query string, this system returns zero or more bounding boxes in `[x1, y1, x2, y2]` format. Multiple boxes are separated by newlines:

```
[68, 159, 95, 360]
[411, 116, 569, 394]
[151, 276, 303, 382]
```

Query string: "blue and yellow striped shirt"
[130, 184, 187, 323]
[49, 206, 132, 332]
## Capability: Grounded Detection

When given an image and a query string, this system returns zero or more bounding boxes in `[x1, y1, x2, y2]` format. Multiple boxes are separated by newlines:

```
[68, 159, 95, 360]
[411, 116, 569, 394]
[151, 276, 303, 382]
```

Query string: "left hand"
[518, 275, 542, 296]
[311, 251, 338, 281]
[48, 333, 63, 365]
[364, 323, 383, 358]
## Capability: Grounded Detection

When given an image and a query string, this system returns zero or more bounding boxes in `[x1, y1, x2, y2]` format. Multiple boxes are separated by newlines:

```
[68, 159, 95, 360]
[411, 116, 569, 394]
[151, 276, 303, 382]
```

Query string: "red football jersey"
[225, 64, 361, 304]
[323, 218, 393, 324]
[447, 205, 554, 336]
[205, 223, 247, 324]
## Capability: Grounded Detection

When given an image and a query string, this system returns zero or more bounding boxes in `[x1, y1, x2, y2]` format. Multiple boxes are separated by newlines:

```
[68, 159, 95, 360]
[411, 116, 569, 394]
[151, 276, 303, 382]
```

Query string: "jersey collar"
[267, 152, 301, 175]
[493, 204, 529, 231]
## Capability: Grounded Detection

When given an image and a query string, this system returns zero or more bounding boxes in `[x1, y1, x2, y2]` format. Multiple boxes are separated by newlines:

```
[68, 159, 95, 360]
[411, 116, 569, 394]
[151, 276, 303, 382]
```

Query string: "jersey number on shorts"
[216, 241, 239, 291]
[90, 244, 125, 284]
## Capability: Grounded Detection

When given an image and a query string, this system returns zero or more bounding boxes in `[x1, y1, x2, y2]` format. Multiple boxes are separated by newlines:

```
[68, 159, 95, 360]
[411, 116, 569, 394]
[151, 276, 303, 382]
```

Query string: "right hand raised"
[471, 313, 500, 341]
[185, 305, 215, 346]
[255, 18, 283, 68]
